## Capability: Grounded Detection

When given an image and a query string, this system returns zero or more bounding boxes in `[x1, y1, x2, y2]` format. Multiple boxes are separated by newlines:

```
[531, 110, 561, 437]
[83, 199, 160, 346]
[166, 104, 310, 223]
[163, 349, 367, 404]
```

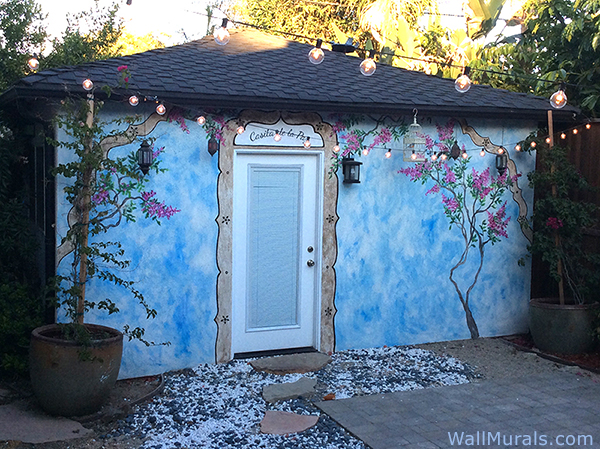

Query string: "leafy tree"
[0, 0, 46, 92]
[230, 0, 374, 51]
[42, 1, 123, 68]
[113, 31, 166, 56]
[230, 0, 511, 79]
[473, 0, 600, 116]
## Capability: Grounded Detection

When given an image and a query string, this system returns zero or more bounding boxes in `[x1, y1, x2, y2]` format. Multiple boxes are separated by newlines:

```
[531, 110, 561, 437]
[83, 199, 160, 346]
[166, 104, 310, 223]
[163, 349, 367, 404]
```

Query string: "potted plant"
[527, 143, 600, 354]
[29, 85, 177, 416]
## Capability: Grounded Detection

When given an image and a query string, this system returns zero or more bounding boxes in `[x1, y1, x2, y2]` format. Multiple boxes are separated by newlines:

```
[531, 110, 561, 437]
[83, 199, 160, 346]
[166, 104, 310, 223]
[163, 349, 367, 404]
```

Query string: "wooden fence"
[530, 120, 600, 299]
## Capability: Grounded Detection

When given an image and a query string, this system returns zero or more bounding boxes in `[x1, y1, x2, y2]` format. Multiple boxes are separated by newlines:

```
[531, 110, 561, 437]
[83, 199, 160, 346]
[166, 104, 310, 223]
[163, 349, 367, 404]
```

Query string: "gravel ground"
[2, 337, 595, 449]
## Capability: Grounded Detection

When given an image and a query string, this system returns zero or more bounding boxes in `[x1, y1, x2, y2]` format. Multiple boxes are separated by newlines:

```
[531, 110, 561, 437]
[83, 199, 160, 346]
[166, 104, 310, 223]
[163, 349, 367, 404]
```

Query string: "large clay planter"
[29, 323, 123, 416]
[529, 298, 599, 355]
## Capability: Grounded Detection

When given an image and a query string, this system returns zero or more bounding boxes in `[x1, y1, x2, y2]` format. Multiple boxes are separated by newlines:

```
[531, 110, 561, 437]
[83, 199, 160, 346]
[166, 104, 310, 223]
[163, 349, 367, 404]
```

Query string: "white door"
[232, 151, 322, 355]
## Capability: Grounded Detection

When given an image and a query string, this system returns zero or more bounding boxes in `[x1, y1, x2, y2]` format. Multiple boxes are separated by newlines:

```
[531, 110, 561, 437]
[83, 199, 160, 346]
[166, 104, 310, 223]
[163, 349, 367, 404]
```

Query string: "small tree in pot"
[30, 86, 178, 416]
[526, 143, 600, 354]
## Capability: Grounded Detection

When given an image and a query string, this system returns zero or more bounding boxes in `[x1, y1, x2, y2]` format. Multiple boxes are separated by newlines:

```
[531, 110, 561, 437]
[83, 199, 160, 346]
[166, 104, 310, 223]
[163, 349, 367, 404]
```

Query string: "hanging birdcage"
[403, 111, 427, 162]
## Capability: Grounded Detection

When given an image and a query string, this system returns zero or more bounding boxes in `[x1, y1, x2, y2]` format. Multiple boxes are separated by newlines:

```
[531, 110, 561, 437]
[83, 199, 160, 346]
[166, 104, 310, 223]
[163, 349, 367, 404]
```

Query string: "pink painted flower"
[142, 197, 180, 219]
[141, 190, 157, 202]
[423, 134, 435, 150]
[546, 217, 563, 229]
[399, 165, 425, 182]
[92, 189, 109, 205]
[443, 164, 457, 184]
[487, 203, 511, 238]
[426, 184, 440, 195]
[441, 194, 460, 212]
[332, 121, 346, 134]
[152, 146, 164, 159]
[117, 65, 128, 72]
[472, 167, 492, 199]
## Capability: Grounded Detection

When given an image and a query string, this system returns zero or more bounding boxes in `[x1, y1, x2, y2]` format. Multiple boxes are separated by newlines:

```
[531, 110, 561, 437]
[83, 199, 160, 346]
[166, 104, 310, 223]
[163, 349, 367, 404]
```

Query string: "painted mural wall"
[55, 104, 537, 379]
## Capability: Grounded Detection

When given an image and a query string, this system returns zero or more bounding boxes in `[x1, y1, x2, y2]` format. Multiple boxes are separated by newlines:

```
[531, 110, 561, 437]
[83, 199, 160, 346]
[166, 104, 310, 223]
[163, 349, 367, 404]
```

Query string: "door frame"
[214, 110, 339, 363]
[232, 150, 322, 354]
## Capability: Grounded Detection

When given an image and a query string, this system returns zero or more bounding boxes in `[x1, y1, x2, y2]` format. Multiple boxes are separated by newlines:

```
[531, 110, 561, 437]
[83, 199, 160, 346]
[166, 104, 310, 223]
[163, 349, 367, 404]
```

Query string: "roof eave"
[1, 86, 579, 122]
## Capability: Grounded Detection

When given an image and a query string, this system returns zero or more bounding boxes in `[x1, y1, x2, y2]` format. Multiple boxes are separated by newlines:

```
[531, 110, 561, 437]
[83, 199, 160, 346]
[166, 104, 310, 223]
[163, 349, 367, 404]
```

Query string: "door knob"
[307, 259, 315, 267]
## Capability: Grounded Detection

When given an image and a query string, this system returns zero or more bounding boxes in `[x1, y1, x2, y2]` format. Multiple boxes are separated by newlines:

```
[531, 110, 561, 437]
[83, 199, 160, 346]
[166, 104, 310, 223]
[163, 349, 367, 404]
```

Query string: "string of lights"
[206, 16, 572, 109]
[121, 0, 570, 107]
[77, 72, 593, 164]
[24, 9, 594, 167]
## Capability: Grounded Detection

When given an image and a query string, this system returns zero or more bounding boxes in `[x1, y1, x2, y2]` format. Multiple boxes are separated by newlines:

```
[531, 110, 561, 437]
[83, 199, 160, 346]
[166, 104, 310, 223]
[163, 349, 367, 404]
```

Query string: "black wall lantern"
[342, 157, 362, 183]
[496, 151, 508, 176]
[137, 140, 153, 175]
[207, 136, 220, 156]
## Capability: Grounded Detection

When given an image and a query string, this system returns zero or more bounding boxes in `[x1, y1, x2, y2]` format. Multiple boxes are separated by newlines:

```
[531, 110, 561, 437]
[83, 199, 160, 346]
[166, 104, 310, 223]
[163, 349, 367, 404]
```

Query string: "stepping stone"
[262, 377, 317, 403]
[0, 400, 93, 444]
[250, 352, 331, 375]
[260, 410, 319, 435]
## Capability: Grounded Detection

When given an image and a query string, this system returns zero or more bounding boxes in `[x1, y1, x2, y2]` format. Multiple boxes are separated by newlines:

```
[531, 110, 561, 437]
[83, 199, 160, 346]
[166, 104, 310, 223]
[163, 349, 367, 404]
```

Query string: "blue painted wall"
[334, 117, 535, 351]
[55, 107, 536, 378]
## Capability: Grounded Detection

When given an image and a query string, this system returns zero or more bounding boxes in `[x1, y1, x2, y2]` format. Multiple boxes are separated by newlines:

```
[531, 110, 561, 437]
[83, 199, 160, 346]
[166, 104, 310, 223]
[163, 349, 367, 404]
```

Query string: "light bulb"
[573, 128, 578, 135]
[385, 149, 392, 159]
[274, 133, 282, 142]
[498, 148, 505, 154]
[362, 148, 370, 156]
[410, 150, 416, 160]
[197, 116, 206, 125]
[304, 138, 311, 148]
[545, 137, 551, 144]
[237, 125, 245, 134]
[530, 141, 537, 148]
[440, 153, 448, 160]
[561, 133, 566, 139]
[586, 123, 591, 130]
[82, 79, 94, 91]
[308, 39, 324, 65]
[515, 144, 521, 151]
[214, 19, 230, 46]
[461, 150, 468, 159]
[480, 150, 485, 157]
[27, 57, 39, 71]
[359, 56, 376, 76]
[431, 153, 438, 161]
[550, 85, 567, 109]
[333, 145, 340, 153]
[156, 103, 166, 115]
[129, 95, 139, 106]
[455, 74, 471, 93]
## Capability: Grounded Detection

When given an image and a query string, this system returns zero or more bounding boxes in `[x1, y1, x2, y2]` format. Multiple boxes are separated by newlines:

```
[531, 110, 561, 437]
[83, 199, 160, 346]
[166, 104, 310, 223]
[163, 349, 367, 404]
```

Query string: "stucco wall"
[334, 117, 536, 351]
[55, 106, 536, 378]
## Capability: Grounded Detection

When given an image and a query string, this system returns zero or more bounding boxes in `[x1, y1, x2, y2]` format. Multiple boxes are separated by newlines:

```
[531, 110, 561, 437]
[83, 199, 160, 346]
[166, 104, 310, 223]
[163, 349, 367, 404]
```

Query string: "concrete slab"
[0, 400, 93, 444]
[262, 377, 317, 403]
[250, 352, 331, 375]
[259, 410, 319, 435]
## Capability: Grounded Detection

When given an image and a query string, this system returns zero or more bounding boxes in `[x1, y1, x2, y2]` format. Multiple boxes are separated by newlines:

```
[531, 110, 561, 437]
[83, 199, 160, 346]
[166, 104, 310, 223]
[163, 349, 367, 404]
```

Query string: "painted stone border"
[215, 110, 339, 363]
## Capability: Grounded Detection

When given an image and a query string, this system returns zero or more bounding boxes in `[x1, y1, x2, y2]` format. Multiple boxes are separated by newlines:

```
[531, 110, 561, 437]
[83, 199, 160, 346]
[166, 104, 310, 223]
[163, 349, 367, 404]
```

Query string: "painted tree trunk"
[462, 301, 480, 339]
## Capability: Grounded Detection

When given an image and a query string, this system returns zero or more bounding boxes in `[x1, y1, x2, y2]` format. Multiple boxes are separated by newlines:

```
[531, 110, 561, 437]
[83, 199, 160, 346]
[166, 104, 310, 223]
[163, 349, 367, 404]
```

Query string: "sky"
[36, 0, 519, 48]
[37, 0, 214, 45]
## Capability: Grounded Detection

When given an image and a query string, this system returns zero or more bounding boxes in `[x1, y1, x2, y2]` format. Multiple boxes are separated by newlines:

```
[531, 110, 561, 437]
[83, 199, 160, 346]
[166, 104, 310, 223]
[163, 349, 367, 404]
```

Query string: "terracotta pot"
[529, 298, 599, 355]
[29, 323, 123, 416]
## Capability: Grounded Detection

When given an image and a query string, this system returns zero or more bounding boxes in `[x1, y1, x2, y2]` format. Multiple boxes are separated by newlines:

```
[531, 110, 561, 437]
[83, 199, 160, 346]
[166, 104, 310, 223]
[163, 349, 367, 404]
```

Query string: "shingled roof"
[0, 28, 578, 120]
